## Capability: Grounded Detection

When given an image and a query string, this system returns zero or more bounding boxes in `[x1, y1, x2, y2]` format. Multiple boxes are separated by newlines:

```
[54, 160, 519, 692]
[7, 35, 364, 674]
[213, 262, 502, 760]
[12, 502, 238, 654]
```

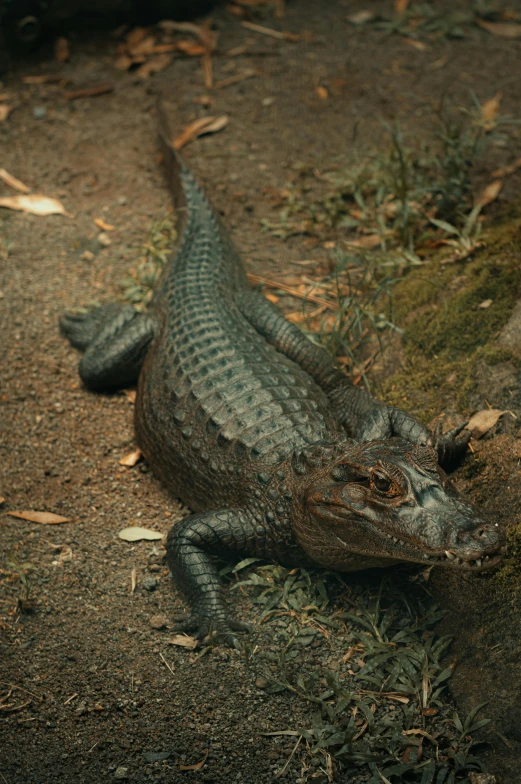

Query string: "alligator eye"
[371, 471, 393, 494]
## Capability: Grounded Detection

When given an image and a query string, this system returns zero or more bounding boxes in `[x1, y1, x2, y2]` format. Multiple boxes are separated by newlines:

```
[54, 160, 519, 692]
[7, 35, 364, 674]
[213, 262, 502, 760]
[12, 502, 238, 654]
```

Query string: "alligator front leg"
[60, 304, 155, 390]
[166, 509, 257, 647]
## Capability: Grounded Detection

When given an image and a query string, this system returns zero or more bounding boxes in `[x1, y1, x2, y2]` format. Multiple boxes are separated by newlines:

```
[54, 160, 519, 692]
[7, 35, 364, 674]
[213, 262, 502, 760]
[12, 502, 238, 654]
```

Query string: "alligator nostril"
[477, 527, 486, 538]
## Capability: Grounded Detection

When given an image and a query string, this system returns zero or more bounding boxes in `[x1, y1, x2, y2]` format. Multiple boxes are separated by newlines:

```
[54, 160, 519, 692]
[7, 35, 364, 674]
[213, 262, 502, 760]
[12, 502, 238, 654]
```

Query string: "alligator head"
[292, 438, 506, 572]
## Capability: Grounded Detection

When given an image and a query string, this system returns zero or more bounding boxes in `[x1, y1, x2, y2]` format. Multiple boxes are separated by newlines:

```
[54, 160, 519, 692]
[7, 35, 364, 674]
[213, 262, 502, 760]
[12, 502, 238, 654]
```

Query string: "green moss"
[378, 216, 521, 420]
[493, 524, 521, 588]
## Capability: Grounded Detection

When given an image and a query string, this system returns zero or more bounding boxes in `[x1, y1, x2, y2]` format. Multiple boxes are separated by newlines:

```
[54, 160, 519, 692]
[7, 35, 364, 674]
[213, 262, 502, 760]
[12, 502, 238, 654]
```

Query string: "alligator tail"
[156, 98, 187, 217]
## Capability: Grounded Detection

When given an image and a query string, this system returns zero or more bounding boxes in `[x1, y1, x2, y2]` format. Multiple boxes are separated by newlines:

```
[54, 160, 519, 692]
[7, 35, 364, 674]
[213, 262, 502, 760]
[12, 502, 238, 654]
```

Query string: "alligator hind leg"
[60, 304, 155, 390]
[237, 290, 432, 445]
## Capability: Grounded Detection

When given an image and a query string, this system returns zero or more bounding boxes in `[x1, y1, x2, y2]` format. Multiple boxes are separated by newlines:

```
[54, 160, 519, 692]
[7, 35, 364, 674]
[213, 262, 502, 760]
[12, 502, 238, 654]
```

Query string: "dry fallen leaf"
[168, 634, 199, 649]
[0, 497, 6, 505]
[94, 217, 115, 231]
[0, 169, 30, 193]
[175, 40, 207, 56]
[64, 84, 113, 100]
[135, 54, 172, 78]
[316, 86, 328, 100]
[8, 511, 71, 524]
[478, 299, 492, 309]
[477, 19, 521, 38]
[125, 27, 149, 48]
[241, 20, 300, 40]
[55, 37, 70, 62]
[466, 409, 509, 439]
[127, 34, 156, 56]
[0, 194, 70, 217]
[481, 91, 502, 131]
[131, 568, 137, 593]
[118, 526, 163, 542]
[403, 37, 429, 51]
[173, 115, 229, 150]
[0, 105, 12, 122]
[179, 750, 209, 771]
[347, 234, 382, 249]
[119, 449, 143, 467]
[395, 0, 409, 13]
[346, 10, 375, 25]
[124, 389, 137, 403]
[476, 179, 502, 207]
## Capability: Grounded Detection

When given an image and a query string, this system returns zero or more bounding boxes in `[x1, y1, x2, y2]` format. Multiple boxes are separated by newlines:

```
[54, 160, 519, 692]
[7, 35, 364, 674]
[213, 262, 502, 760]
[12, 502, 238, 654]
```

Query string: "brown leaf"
[403, 37, 429, 51]
[0, 105, 12, 122]
[316, 86, 328, 100]
[0, 169, 30, 193]
[8, 511, 71, 524]
[55, 37, 70, 62]
[476, 179, 502, 207]
[135, 54, 172, 78]
[23, 74, 66, 84]
[94, 217, 115, 231]
[173, 115, 229, 150]
[127, 34, 157, 56]
[179, 750, 209, 771]
[481, 92, 502, 125]
[347, 234, 382, 249]
[478, 299, 492, 309]
[175, 40, 207, 56]
[168, 634, 199, 649]
[157, 20, 215, 51]
[477, 19, 521, 38]
[466, 409, 510, 439]
[394, 0, 409, 13]
[346, 10, 375, 25]
[125, 27, 149, 48]
[64, 84, 113, 100]
[124, 389, 137, 403]
[0, 194, 71, 217]
[119, 448, 143, 467]
[0, 497, 5, 505]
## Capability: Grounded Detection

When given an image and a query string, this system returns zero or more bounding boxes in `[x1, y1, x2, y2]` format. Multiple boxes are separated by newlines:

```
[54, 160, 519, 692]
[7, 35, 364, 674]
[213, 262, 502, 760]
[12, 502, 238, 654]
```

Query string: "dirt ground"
[2, 1, 521, 782]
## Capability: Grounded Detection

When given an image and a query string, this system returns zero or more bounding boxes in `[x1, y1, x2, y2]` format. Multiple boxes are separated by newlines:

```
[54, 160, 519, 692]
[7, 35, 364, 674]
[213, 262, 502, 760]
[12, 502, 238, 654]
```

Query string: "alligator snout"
[445, 518, 506, 566]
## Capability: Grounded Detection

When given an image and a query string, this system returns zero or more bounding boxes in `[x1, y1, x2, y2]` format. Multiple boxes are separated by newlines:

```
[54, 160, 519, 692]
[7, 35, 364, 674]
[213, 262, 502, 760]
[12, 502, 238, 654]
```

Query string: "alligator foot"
[173, 613, 251, 648]
[435, 422, 471, 470]
[60, 303, 155, 389]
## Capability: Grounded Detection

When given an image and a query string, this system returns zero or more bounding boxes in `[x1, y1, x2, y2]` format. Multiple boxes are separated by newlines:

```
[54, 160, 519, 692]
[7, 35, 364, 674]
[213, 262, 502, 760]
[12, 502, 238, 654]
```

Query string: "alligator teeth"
[392, 537, 398, 543]
[500, 545, 507, 554]
[422, 554, 429, 559]
[454, 557, 462, 565]
[398, 539, 405, 546]
[475, 558, 482, 568]
[484, 556, 490, 561]
[445, 550, 456, 561]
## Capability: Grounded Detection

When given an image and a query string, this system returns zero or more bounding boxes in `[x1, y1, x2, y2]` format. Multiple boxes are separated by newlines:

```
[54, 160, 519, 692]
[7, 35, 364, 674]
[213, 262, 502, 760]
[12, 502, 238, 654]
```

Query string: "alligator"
[60, 104, 506, 646]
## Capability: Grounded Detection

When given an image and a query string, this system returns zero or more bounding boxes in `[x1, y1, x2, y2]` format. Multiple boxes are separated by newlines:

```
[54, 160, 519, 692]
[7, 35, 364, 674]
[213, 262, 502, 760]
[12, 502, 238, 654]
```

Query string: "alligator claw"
[435, 422, 471, 470]
[173, 613, 251, 648]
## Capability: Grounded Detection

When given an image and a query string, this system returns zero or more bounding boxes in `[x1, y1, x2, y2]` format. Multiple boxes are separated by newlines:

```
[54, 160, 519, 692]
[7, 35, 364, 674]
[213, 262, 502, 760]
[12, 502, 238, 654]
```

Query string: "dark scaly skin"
[60, 105, 506, 646]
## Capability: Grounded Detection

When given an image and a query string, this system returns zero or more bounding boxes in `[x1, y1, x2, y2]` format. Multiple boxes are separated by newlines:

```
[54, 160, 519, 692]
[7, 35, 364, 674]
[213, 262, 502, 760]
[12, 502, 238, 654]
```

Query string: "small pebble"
[114, 767, 128, 780]
[255, 677, 268, 690]
[149, 614, 167, 630]
[33, 106, 47, 119]
[143, 751, 171, 763]
[262, 97, 274, 107]
[142, 576, 158, 592]
[97, 232, 112, 247]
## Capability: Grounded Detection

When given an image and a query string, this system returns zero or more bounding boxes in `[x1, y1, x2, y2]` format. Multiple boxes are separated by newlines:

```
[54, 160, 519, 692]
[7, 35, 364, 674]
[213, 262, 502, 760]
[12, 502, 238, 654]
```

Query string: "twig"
[247, 273, 337, 310]
[275, 735, 301, 778]
[241, 21, 300, 42]
[214, 70, 258, 89]
[159, 652, 175, 677]
[64, 84, 113, 101]
[63, 693, 78, 706]
[202, 54, 213, 89]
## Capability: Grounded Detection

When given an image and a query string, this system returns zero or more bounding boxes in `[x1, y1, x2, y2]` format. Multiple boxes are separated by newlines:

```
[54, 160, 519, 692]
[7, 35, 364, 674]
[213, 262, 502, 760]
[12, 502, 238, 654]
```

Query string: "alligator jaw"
[379, 531, 507, 569]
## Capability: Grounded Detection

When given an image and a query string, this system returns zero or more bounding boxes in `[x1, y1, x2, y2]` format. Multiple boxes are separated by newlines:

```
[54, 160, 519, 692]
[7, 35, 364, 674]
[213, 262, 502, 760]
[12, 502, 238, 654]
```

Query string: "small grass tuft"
[121, 216, 177, 308]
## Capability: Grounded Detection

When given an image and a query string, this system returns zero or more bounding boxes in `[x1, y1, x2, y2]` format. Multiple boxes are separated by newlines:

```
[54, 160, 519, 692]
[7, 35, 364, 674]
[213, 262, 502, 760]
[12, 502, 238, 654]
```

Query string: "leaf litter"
[0, 169, 30, 193]
[7, 511, 70, 524]
[466, 409, 514, 439]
